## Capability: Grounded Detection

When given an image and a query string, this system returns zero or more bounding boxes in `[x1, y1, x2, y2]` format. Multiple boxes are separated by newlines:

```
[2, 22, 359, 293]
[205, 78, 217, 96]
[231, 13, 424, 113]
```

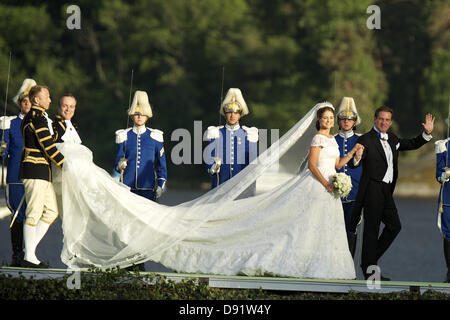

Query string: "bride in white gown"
[56, 102, 362, 279]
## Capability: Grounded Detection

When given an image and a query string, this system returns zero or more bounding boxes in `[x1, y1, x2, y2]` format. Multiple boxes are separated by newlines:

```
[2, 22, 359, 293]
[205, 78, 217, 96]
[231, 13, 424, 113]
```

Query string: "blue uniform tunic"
[205, 124, 258, 189]
[335, 131, 362, 233]
[435, 139, 450, 240]
[0, 114, 27, 221]
[115, 127, 167, 201]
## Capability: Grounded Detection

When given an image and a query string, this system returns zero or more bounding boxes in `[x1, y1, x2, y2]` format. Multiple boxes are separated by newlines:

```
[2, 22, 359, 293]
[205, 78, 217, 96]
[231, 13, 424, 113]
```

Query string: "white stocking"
[23, 224, 40, 264]
[35, 219, 51, 245]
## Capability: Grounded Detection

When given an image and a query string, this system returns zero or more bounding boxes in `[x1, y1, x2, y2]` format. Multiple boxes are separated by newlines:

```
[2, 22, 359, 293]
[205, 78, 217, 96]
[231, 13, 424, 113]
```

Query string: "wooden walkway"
[1, 266, 450, 294]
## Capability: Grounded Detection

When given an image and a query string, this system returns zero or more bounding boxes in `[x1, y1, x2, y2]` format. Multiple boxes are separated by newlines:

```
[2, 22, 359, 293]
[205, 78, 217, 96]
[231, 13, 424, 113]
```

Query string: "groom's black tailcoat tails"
[349, 128, 429, 276]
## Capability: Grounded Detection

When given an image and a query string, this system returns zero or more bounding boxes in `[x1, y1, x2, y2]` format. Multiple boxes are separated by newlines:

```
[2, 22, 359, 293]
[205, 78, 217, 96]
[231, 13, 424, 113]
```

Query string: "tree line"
[0, 0, 448, 187]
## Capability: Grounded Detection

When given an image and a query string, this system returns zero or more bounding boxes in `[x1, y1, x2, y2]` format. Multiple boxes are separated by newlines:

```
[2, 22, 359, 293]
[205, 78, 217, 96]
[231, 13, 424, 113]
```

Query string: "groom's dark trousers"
[359, 180, 401, 272]
[349, 129, 429, 275]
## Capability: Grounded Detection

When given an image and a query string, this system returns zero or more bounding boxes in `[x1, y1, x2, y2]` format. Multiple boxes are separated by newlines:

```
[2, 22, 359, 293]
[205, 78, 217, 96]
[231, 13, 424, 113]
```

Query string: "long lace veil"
[58, 103, 321, 270]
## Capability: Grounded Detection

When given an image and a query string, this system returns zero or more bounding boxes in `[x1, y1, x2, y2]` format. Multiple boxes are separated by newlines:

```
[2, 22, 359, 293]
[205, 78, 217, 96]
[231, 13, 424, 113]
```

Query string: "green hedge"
[1, 268, 449, 300]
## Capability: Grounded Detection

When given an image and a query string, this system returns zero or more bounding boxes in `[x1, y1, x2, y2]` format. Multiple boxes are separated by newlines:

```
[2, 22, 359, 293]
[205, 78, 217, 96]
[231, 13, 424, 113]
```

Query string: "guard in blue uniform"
[205, 88, 258, 189]
[0, 78, 36, 267]
[115, 90, 167, 202]
[434, 138, 450, 283]
[334, 97, 362, 257]
[114, 90, 167, 272]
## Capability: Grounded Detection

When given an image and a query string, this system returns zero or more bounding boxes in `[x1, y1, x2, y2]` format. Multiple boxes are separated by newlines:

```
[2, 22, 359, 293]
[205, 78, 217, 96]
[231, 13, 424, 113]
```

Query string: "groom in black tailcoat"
[349, 106, 434, 280]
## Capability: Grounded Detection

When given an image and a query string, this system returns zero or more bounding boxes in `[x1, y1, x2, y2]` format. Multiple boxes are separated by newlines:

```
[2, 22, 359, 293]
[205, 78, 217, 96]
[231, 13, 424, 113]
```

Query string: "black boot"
[347, 233, 357, 258]
[444, 238, 450, 283]
[10, 220, 24, 267]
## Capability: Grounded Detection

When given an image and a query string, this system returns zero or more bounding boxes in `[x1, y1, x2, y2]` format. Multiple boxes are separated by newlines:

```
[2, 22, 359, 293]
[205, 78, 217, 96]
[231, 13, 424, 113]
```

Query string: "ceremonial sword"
[215, 67, 225, 186]
[439, 98, 450, 214]
[218, 66, 225, 126]
[9, 193, 25, 228]
[120, 69, 134, 183]
[446, 98, 450, 169]
[1, 51, 12, 189]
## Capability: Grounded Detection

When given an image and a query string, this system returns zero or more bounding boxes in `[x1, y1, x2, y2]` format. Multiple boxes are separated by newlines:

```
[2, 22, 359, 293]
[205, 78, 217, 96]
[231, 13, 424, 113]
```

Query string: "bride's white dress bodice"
[311, 134, 339, 181]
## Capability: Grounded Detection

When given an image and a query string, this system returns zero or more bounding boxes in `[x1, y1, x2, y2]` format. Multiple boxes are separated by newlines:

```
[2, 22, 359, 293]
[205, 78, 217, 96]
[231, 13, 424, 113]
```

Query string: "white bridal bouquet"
[332, 173, 352, 198]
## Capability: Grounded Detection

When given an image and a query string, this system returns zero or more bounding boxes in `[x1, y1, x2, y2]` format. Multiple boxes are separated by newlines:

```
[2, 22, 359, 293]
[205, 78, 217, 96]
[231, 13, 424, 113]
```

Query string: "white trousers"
[23, 179, 59, 226]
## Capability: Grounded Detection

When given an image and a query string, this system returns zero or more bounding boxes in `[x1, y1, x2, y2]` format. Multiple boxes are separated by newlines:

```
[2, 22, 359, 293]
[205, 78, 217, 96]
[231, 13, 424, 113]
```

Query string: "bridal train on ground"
[56, 103, 355, 279]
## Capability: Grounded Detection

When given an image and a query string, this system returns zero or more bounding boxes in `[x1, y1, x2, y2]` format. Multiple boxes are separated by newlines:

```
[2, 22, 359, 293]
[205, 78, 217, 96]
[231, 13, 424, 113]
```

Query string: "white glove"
[441, 168, 450, 183]
[0, 141, 6, 157]
[119, 158, 127, 171]
[155, 186, 163, 199]
[209, 157, 222, 175]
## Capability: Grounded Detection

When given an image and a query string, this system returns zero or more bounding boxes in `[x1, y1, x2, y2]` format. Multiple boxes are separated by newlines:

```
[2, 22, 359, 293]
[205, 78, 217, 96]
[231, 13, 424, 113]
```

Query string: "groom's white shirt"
[373, 126, 394, 183]
[353, 127, 432, 183]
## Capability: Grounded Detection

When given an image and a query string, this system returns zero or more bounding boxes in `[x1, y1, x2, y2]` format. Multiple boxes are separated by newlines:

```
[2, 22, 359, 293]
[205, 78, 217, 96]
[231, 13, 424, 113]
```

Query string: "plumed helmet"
[128, 90, 153, 118]
[12, 78, 37, 106]
[220, 88, 249, 117]
[337, 97, 360, 126]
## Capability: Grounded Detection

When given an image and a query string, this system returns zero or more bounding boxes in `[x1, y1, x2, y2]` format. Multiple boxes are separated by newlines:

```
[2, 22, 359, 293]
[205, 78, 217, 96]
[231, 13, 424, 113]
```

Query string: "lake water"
[0, 189, 447, 283]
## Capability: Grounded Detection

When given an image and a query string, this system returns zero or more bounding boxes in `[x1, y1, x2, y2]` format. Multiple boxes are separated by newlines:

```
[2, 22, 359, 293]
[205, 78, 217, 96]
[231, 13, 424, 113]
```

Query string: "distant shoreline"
[394, 182, 439, 199]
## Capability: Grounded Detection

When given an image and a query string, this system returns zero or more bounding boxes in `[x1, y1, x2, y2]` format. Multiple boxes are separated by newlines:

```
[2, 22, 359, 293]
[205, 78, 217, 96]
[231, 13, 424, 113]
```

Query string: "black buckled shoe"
[38, 261, 50, 269]
[21, 260, 50, 269]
